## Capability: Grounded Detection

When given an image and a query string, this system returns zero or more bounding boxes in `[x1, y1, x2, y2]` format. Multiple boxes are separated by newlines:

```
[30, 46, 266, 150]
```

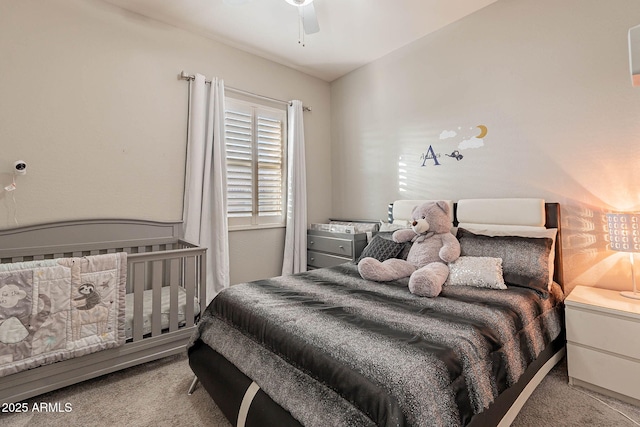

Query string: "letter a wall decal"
[421, 145, 440, 166]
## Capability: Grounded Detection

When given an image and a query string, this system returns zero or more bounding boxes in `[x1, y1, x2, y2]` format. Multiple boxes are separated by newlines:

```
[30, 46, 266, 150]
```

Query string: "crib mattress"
[124, 287, 199, 339]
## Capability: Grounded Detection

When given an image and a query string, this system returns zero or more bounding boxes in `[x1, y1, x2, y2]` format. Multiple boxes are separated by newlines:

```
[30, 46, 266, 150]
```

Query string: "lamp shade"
[607, 213, 640, 253]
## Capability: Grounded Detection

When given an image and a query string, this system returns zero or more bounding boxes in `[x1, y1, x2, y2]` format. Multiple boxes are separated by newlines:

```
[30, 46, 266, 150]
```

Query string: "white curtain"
[182, 74, 229, 303]
[282, 100, 307, 275]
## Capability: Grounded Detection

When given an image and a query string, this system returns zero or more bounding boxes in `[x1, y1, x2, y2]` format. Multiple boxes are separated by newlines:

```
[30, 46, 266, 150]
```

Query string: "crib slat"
[198, 251, 206, 315]
[185, 256, 195, 328]
[169, 258, 179, 332]
[151, 260, 162, 336]
[132, 262, 145, 342]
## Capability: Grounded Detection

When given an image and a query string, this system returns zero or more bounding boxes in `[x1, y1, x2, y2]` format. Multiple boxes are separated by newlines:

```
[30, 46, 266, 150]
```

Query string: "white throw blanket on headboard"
[0, 253, 127, 377]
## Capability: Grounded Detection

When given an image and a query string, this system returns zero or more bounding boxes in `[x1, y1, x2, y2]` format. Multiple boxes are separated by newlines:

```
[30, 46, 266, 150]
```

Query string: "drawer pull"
[309, 241, 314, 245]
[338, 245, 344, 249]
[310, 257, 315, 261]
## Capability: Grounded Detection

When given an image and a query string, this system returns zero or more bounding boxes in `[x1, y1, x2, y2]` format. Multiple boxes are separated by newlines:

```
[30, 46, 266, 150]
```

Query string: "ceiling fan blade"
[300, 2, 319, 35]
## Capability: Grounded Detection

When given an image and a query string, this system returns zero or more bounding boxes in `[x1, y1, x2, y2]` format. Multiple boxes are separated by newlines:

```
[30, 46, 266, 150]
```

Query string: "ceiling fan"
[284, 0, 320, 35]
[224, 0, 320, 44]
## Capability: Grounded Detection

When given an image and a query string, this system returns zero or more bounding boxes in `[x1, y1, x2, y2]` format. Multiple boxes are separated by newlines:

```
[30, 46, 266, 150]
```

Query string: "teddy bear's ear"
[411, 205, 419, 214]
[435, 201, 449, 214]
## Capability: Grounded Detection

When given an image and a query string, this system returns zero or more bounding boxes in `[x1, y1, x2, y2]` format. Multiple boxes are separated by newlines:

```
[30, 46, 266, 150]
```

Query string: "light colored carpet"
[0, 353, 231, 427]
[1, 354, 638, 426]
[512, 357, 640, 427]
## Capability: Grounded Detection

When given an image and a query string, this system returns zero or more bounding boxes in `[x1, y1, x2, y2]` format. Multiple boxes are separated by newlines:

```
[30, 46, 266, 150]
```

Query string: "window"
[225, 98, 287, 229]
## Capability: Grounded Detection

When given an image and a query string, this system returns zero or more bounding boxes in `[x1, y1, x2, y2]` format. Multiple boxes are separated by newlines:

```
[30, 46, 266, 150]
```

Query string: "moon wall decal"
[476, 125, 488, 139]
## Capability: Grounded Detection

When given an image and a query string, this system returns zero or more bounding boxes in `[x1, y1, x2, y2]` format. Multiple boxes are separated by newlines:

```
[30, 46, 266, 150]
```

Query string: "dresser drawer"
[307, 250, 350, 268]
[307, 235, 353, 257]
[567, 343, 640, 401]
[566, 306, 640, 359]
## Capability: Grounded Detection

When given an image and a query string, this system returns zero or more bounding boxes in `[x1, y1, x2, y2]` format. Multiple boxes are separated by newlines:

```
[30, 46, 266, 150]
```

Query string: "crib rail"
[0, 237, 194, 263]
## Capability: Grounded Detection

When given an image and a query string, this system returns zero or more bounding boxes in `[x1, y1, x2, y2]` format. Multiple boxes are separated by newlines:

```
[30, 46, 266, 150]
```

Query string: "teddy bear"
[358, 201, 460, 297]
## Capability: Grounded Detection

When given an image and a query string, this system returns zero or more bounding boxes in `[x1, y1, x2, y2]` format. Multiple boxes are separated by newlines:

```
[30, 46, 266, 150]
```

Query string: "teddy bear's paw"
[408, 263, 449, 297]
[357, 257, 383, 281]
[408, 278, 442, 297]
[359, 258, 415, 282]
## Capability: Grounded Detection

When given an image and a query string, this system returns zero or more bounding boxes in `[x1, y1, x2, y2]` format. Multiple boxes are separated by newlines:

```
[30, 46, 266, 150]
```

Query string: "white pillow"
[457, 223, 557, 290]
[446, 256, 506, 290]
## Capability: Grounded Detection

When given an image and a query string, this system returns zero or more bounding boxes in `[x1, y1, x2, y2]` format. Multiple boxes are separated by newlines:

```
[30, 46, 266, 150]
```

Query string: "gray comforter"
[190, 263, 564, 427]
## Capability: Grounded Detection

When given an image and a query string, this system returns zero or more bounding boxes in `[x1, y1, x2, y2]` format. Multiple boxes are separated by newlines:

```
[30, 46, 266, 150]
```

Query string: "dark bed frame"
[189, 202, 564, 427]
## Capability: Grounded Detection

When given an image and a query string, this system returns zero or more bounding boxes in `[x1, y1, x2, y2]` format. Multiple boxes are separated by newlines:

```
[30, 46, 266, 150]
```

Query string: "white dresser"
[565, 285, 640, 405]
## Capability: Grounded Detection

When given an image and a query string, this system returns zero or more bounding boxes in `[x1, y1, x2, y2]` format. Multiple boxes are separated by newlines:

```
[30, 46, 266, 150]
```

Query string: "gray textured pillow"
[446, 256, 506, 289]
[456, 228, 552, 293]
[356, 234, 406, 263]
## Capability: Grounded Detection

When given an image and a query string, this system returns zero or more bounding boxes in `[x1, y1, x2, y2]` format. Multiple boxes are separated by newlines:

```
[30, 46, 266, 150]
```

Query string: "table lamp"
[607, 212, 640, 300]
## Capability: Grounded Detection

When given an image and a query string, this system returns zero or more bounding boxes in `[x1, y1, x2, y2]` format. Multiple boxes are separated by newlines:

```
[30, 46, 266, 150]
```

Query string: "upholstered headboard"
[457, 198, 545, 227]
[387, 198, 563, 287]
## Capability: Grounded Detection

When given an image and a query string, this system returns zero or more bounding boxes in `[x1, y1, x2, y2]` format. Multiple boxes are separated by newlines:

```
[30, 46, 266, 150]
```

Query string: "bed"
[188, 198, 565, 427]
[0, 219, 206, 404]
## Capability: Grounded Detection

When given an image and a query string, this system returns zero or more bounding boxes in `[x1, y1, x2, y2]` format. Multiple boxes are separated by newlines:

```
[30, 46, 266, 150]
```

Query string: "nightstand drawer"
[307, 235, 353, 257]
[566, 306, 640, 359]
[307, 250, 350, 268]
[568, 343, 640, 401]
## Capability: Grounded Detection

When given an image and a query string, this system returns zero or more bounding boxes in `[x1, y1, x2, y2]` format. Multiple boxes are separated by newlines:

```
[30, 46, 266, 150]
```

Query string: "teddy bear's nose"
[412, 220, 418, 226]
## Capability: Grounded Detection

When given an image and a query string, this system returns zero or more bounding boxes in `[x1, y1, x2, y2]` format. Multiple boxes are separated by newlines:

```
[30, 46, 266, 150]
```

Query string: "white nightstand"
[565, 285, 640, 406]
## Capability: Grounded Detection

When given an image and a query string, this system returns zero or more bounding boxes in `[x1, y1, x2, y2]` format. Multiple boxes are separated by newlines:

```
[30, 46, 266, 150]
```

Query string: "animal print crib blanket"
[0, 253, 127, 377]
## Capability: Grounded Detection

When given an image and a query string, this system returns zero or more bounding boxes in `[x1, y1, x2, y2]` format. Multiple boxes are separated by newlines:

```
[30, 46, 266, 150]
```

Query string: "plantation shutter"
[225, 98, 286, 228]
[257, 114, 284, 219]
[225, 103, 253, 220]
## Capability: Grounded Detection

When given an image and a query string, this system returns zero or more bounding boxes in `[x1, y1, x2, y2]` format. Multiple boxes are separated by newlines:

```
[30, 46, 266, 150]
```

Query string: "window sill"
[229, 224, 286, 232]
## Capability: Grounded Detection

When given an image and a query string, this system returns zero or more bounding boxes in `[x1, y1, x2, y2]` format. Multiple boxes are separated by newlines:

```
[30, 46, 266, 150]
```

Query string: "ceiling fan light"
[284, 0, 314, 6]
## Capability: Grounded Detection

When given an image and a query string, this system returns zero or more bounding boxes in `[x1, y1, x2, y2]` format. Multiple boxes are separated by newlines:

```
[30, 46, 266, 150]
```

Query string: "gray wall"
[0, 0, 332, 285]
[331, 0, 640, 293]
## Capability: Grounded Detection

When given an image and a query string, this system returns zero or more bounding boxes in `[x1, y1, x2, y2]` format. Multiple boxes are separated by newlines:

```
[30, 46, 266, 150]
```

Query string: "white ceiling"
[100, 0, 498, 82]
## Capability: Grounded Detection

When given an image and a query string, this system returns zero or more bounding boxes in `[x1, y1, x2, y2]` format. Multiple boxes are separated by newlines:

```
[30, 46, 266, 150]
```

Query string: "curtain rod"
[179, 71, 311, 112]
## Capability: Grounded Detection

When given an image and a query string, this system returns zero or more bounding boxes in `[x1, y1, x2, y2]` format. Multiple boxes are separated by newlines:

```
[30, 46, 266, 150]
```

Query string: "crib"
[0, 219, 206, 404]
